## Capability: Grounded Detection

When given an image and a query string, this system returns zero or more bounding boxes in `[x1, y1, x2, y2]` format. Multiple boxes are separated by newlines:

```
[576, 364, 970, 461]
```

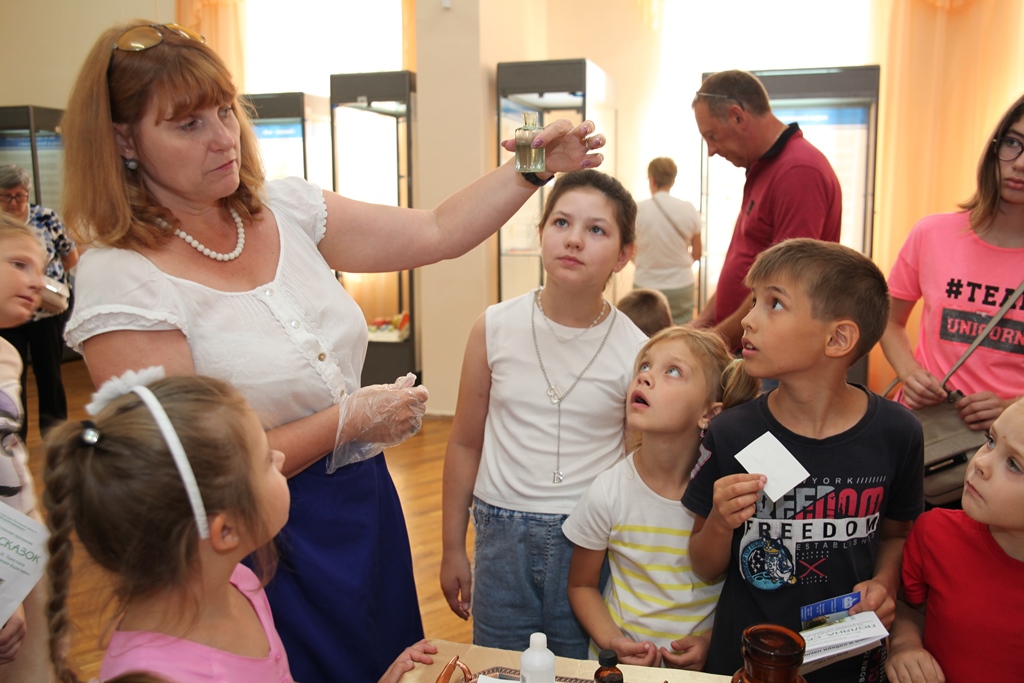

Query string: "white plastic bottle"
[520, 632, 556, 683]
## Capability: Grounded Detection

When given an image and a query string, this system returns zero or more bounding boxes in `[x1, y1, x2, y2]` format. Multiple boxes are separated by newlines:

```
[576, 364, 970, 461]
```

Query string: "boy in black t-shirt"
[682, 238, 924, 682]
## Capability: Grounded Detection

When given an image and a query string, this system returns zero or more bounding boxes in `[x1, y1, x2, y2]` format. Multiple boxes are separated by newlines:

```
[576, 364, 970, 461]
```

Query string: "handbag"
[39, 276, 69, 315]
[886, 277, 1024, 506]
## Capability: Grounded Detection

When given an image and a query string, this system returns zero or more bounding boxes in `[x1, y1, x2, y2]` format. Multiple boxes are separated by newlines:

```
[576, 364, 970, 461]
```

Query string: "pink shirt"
[100, 564, 293, 683]
[887, 211, 1024, 401]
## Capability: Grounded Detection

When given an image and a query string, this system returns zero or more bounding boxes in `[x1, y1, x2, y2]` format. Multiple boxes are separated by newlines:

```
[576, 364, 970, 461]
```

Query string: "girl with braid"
[43, 371, 434, 683]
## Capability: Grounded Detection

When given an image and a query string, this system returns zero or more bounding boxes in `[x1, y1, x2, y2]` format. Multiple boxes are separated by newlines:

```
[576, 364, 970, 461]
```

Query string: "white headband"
[129, 385, 210, 539]
[86, 367, 210, 540]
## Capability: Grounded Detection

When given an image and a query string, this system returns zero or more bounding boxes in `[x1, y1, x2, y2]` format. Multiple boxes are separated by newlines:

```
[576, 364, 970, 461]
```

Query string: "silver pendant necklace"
[156, 207, 246, 262]
[535, 286, 608, 343]
[531, 288, 616, 483]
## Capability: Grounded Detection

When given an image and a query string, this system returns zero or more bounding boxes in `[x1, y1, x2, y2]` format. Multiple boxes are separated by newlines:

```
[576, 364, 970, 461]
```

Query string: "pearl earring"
[699, 422, 708, 439]
[123, 157, 139, 171]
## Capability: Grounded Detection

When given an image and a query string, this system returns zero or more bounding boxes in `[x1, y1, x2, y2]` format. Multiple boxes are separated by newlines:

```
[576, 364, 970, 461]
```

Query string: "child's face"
[540, 188, 632, 291]
[740, 274, 828, 379]
[962, 400, 1024, 531]
[627, 337, 712, 435]
[997, 118, 1024, 206]
[0, 235, 44, 328]
[243, 408, 290, 541]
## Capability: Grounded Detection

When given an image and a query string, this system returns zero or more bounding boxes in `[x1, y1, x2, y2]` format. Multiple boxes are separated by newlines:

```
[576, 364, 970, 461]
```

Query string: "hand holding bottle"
[501, 119, 606, 173]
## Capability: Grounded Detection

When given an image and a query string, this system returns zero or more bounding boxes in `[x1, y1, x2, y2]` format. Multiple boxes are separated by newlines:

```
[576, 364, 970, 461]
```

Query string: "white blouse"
[65, 177, 368, 429]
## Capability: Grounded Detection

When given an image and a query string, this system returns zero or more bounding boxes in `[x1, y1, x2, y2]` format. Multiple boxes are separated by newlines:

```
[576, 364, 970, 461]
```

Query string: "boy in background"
[617, 288, 672, 337]
[682, 238, 924, 682]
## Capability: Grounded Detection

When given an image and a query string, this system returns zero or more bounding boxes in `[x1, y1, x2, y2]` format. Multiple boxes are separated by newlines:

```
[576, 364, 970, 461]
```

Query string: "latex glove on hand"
[329, 373, 429, 472]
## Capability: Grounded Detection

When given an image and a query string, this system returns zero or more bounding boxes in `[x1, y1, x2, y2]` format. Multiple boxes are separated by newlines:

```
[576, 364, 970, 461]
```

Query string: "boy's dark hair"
[745, 238, 889, 362]
[617, 288, 672, 337]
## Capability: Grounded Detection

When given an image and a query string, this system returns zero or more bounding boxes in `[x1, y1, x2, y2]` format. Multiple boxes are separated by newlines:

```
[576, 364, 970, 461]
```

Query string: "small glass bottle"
[732, 624, 807, 683]
[594, 649, 623, 682]
[516, 111, 546, 173]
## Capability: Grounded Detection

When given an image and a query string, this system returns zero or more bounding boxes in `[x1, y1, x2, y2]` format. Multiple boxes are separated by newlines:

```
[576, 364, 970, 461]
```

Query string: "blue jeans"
[471, 498, 589, 659]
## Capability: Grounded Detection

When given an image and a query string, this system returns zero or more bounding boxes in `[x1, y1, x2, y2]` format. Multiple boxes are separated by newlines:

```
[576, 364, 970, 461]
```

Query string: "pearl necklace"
[531, 288, 616, 483]
[157, 208, 245, 262]
[535, 285, 608, 343]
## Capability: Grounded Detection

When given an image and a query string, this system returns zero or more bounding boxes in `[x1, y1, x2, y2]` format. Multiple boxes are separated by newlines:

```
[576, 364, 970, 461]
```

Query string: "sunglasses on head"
[107, 23, 206, 87]
[112, 23, 205, 52]
[693, 91, 746, 112]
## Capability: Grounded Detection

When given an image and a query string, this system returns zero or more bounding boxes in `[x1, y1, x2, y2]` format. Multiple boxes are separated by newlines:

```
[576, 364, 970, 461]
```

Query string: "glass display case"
[242, 92, 332, 189]
[699, 65, 880, 383]
[495, 59, 617, 302]
[330, 70, 417, 385]
[0, 106, 64, 208]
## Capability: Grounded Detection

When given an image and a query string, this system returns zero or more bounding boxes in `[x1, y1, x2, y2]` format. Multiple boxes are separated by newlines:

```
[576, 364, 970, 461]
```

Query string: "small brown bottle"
[731, 624, 807, 683]
[594, 649, 624, 682]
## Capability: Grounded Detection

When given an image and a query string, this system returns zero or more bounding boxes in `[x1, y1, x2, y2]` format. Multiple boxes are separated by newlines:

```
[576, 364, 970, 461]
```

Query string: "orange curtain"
[402, 0, 417, 72]
[866, 0, 1024, 391]
[177, 0, 247, 90]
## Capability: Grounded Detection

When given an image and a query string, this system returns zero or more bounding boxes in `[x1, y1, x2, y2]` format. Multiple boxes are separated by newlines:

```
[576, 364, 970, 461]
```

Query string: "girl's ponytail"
[721, 358, 760, 410]
[43, 421, 90, 683]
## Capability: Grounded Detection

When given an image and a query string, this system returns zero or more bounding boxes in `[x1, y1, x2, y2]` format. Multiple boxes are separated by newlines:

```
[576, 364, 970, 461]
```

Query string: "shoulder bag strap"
[651, 195, 686, 238]
[886, 278, 1024, 396]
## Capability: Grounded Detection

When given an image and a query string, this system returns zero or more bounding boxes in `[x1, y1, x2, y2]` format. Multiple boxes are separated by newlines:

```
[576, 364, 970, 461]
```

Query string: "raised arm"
[440, 313, 492, 619]
[317, 119, 604, 273]
[688, 473, 766, 582]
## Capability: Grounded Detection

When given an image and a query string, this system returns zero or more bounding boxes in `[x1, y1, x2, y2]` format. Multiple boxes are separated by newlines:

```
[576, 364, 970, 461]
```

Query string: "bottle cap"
[598, 648, 618, 667]
[530, 632, 547, 649]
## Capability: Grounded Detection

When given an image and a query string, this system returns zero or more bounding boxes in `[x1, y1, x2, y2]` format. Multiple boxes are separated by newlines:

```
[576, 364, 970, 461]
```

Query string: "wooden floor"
[23, 359, 472, 680]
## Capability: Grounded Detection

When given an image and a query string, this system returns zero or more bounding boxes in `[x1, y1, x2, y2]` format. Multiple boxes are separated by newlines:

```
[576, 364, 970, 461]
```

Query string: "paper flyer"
[799, 610, 888, 674]
[800, 591, 862, 629]
[734, 432, 810, 502]
[0, 505, 49, 625]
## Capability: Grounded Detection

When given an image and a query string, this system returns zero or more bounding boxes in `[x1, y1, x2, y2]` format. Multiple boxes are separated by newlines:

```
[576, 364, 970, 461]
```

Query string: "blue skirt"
[261, 453, 424, 683]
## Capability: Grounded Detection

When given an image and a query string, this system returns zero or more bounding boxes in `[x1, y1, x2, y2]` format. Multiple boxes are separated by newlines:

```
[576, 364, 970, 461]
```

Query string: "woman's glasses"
[0, 192, 28, 206]
[112, 23, 205, 52]
[994, 135, 1024, 162]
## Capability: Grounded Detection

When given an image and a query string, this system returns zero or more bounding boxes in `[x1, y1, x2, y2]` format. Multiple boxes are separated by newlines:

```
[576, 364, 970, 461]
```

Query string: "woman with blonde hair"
[61, 20, 606, 683]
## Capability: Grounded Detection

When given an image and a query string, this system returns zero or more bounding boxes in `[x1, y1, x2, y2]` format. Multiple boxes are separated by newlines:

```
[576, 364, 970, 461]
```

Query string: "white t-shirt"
[633, 192, 701, 290]
[562, 453, 723, 654]
[0, 338, 36, 515]
[474, 292, 647, 515]
[65, 177, 367, 429]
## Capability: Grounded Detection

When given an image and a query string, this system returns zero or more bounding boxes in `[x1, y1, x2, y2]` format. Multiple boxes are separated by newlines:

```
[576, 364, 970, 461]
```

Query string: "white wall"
[0, 0, 176, 109]
[415, 0, 547, 414]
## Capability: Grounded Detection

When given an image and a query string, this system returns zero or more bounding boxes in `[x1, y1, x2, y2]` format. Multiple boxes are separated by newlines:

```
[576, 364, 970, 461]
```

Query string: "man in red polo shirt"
[691, 70, 841, 351]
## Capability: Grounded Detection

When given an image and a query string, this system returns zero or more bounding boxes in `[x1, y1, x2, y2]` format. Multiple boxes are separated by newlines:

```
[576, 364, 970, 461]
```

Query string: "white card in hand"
[734, 432, 809, 502]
